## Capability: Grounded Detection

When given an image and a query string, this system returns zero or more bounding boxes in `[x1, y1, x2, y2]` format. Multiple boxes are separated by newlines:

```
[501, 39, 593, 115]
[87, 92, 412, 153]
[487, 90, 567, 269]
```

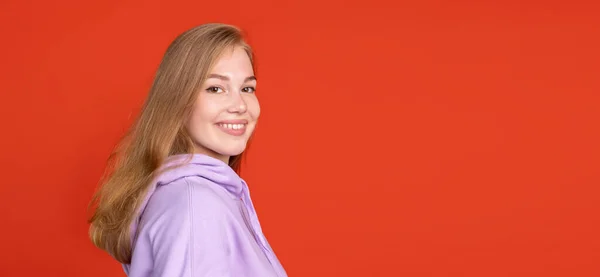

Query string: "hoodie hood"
[129, 154, 246, 243]
[155, 154, 244, 197]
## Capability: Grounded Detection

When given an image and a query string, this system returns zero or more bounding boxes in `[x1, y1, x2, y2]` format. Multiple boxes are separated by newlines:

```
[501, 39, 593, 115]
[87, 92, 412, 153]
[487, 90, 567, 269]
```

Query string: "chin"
[217, 143, 248, 157]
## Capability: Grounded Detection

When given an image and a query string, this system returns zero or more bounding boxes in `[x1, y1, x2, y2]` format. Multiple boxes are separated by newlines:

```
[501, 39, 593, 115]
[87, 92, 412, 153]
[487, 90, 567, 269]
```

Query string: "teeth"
[219, 123, 245, 130]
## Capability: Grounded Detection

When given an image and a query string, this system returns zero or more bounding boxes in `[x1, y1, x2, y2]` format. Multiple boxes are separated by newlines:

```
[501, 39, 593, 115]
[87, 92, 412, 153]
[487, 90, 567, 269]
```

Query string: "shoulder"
[143, 176, 233, 221]
[137, 176, 240, 249]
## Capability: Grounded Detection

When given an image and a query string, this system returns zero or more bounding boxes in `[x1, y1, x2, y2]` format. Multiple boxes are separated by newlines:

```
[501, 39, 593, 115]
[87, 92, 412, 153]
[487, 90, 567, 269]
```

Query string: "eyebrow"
[208, 74, 257, 82]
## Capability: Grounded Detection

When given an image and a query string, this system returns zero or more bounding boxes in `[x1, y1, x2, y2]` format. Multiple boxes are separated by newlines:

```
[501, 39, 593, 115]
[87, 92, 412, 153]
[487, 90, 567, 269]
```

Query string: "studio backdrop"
[0, 0, 598, 276]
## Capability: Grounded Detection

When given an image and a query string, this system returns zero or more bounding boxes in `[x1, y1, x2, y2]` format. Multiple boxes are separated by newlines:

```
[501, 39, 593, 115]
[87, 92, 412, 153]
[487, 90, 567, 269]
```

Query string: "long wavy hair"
[88, 23, 254, 264]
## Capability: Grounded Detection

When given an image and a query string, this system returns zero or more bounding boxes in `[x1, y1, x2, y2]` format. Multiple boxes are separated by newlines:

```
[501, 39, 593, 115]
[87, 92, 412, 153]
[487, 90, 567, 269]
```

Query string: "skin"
[186, 46, 260, 164]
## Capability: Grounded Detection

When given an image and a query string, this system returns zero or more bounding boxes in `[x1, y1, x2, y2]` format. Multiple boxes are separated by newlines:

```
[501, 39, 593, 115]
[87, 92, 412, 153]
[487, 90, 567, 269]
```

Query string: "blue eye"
[242, 87, 256, 93]
[206, 86, 224, 93]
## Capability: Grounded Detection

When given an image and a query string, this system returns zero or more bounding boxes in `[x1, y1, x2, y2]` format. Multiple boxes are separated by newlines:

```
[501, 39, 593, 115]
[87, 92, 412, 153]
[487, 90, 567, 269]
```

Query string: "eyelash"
[206, 86, 224, 93]
[242, 87, 256, 93]
[206, 86, 256, 93]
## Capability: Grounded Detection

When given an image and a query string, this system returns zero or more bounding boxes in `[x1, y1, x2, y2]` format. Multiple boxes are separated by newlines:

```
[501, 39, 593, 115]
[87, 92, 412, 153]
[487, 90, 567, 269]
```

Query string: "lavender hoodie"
[122, 154, 287, 277]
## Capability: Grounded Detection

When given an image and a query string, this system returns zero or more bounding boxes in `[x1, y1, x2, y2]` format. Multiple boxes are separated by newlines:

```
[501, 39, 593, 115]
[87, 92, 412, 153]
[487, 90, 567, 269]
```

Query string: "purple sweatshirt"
[122, 154, 287, 277]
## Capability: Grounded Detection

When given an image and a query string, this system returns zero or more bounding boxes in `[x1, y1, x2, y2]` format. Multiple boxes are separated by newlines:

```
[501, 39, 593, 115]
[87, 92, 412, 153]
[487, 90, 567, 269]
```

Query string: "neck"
[193, 148, 230, 165]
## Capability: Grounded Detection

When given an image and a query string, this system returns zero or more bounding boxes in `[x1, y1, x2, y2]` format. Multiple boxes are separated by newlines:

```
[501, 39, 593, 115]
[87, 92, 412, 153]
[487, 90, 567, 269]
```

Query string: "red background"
[1, 0, 599, 276]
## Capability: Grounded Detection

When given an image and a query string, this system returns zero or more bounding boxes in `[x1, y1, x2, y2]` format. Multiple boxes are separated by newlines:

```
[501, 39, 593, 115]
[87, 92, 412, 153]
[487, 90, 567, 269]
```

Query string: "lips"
[215, 120, 248, 136]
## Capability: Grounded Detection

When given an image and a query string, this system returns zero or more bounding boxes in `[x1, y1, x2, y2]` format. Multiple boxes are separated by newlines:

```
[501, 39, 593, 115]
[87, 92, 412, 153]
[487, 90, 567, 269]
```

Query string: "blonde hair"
[88, 23, 254, 264]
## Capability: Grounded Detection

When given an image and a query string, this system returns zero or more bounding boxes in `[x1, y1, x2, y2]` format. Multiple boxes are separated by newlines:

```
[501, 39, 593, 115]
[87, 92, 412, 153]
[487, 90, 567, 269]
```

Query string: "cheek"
[187, 102, 213, 132]
[248, 97, 261, 120]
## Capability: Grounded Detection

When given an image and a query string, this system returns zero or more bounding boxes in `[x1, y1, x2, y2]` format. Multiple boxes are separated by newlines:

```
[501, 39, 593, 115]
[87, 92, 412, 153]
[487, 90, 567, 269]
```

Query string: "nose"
[227, 90, 247, 114]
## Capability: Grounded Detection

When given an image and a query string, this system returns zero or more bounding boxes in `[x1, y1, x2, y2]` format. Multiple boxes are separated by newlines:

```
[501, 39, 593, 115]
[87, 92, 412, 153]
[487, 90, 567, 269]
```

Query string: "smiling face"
[185, 46, 260, 163]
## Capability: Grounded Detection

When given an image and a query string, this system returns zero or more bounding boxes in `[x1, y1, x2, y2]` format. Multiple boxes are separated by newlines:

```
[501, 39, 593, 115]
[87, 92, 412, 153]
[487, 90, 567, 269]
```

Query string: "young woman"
[88, 23, 287, 277]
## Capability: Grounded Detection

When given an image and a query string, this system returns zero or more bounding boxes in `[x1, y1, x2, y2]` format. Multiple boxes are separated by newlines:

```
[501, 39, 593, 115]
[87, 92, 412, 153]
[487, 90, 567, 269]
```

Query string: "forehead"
[210, 46, 254, 75]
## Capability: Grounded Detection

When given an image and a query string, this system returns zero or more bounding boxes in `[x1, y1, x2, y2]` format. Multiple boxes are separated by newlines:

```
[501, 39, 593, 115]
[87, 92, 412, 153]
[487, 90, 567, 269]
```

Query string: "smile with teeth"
[218, 123, 246, 130]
